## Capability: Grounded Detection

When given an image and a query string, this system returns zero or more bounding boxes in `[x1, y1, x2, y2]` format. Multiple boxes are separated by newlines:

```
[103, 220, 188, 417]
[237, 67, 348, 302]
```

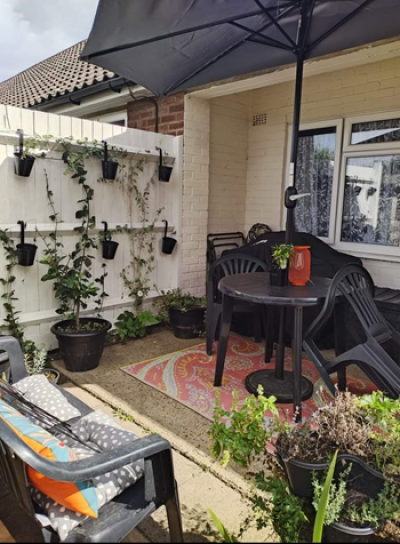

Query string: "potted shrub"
[275, 392, 399, 500]
[270, 244, 293, 287]
[156, 289, 206, 339]
[209, 388, 400, 544]
[41, 151, 111, 372]
[23, 341, 59, 384]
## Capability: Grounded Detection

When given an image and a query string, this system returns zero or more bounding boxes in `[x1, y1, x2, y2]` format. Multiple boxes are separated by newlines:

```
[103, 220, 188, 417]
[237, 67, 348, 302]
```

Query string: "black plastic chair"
[206, 232, 245, 267]
[0, 336, 184, 543]
[303, 264, 400, 398]
[206, 254, 273, 359]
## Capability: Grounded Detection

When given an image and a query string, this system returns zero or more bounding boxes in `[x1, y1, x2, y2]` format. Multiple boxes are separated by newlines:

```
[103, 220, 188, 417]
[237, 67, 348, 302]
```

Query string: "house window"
[287, 112, 400, 259]
[288, 120, 343, 243]
[295, 126, 337, 239]
[341, 155, 400, 247]
[351, 118, 400, 145]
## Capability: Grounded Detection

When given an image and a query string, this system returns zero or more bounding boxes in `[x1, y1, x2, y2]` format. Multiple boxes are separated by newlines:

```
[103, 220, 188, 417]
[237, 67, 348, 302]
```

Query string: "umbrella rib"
[164, 3, 299, 95]
[83, 8, 269, 60]
[230, 21, 293, 51]
[251, 0, 297, 49]
[306, 0, 378, 52]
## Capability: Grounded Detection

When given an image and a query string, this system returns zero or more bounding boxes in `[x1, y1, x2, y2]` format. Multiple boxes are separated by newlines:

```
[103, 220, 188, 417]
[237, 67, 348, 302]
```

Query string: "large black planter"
[169, 307, 205, 339]
[102, 240, 119, 260]
[279, 451, 387, 500]
[51, 318, 111, 372]
[102, 160, 119, 180]
[325, 522, 380, 544]
[16, 243, 37, 267]
[14, 155, 35, 177]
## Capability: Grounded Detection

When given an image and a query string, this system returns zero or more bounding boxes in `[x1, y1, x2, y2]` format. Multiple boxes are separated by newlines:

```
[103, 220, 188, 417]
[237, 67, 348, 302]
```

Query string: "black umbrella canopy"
[82, 0, 400, 97]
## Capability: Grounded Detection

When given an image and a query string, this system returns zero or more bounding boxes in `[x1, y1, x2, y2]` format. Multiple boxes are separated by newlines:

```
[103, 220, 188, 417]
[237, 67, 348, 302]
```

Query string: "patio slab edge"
[64, 377, 254, 498]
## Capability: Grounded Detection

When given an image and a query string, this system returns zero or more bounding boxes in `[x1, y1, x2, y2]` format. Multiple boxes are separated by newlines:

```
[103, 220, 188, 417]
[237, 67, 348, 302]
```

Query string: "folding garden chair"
[303, 264, 400, 398]
[206, 253, 274, 360]
[0, 336, 184, 543]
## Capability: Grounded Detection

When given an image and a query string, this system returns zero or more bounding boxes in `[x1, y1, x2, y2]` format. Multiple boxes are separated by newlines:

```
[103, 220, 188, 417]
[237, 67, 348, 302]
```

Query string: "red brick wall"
[127, 93, 185, 136]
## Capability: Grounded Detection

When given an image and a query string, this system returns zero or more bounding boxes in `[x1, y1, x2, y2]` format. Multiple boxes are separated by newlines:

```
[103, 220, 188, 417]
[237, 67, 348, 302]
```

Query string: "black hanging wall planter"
[102, 141, 119, 180]
[101, 221, 119, 260]
[156, 147, 173, 182]
[161, 220, 177, 255]
[16, 221, 37, 267]
[14, 129, 35, 178]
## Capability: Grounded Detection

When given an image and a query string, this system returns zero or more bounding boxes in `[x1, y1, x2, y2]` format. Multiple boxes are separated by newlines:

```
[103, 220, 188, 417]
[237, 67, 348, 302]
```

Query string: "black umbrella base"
[245, 370, 314, 404]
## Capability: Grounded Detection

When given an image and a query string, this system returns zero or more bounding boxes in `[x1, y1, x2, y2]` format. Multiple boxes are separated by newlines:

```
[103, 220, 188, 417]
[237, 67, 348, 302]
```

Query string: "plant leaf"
[313, 450, 339, 544]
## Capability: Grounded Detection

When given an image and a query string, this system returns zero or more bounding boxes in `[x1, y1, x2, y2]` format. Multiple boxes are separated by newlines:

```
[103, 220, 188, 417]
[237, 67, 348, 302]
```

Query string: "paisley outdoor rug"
[121, 335, 376, 421]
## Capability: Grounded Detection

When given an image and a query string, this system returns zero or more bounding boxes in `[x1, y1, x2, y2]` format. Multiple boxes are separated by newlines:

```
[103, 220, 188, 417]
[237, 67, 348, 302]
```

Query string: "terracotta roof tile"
[0, 40, 116, 109]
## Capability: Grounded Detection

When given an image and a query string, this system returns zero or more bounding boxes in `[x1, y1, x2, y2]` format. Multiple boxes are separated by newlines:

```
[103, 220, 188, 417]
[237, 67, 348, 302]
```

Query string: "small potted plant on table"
[270, 244, 293, 287]
[156, 289, 206, 339]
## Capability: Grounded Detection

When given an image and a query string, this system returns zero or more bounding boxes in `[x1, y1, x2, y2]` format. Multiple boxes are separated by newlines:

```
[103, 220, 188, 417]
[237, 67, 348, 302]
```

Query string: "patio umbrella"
[82, 0, 400, 238]
[82, 0, 400, 410]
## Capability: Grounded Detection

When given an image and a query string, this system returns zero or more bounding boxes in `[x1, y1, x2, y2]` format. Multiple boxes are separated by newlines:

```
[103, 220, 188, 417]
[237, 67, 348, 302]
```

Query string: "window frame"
[284, 119, 344, 244]
[334, 148, 400, 259]
[343, 110, 400, 153]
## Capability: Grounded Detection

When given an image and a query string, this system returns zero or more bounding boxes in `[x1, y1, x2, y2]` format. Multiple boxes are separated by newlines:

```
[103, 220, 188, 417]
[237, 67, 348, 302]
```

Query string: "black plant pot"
[162, 237, 177, 255]
[169, 307, 205, 339]
[270, 268, 288, 287]
[102, 240, 119, 260]
[279, 451, 387, 500]
[16, 243, 38, 267]
[14, 155, 35, 177]
[102, 160, 119, 180]
[325, 522, 380, 543]
[159, 165, 173, 182]
[51, 318, 112, 372]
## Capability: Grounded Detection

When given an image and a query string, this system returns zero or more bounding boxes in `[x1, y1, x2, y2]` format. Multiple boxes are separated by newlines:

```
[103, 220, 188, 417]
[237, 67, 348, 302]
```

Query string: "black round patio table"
[214, 273, 334, 422]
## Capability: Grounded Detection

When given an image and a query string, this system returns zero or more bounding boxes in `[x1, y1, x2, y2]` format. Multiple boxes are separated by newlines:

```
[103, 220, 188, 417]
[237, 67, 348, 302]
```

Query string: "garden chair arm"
[0, 424, 170, 482]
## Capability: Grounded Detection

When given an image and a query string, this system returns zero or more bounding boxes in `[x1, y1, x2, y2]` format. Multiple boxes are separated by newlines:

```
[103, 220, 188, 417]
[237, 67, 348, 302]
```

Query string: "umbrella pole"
[285, 50, 305, 245]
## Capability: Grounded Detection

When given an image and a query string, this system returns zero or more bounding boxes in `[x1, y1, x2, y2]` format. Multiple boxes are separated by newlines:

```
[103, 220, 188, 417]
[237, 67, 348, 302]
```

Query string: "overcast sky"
[0, 0, 99, 82]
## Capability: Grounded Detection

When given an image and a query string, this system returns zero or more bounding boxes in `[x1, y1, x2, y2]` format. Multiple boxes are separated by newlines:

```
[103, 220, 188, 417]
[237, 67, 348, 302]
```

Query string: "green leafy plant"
[208, 509, 237, 543]
[253, 472, 308, 544]
[345, 483, 400, 529]
[156, 288, 206, 325]
[209, 386, 282, 468]
[271, 244, 294, 270]
[23, 341, 48, 376]
[312, 451, 340, 543]
[17, 134, 53, 159]
[113, 310, 157, 341]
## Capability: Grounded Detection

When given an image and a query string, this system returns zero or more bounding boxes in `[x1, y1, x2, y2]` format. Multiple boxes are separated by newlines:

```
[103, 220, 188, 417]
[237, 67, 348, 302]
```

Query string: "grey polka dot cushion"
[15, 375, 81, 422]
[32, 410, 144, 541]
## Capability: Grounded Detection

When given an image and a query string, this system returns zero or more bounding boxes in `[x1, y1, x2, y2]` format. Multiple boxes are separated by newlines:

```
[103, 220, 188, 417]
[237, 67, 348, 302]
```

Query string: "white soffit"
[190, 39, 400, 99]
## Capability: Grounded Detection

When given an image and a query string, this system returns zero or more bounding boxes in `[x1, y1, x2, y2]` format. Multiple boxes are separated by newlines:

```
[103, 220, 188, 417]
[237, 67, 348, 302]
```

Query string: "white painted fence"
[0, 106, 183, 349]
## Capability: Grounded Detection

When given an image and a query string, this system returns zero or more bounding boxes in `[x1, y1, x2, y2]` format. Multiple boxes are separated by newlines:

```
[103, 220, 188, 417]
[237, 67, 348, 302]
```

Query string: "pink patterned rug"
[121, 335, 377, 421]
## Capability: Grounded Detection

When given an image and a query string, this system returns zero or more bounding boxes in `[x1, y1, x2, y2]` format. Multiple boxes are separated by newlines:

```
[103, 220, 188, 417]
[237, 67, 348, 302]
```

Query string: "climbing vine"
[117, 160, 163, 309]
[0, 230, 24, 343]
